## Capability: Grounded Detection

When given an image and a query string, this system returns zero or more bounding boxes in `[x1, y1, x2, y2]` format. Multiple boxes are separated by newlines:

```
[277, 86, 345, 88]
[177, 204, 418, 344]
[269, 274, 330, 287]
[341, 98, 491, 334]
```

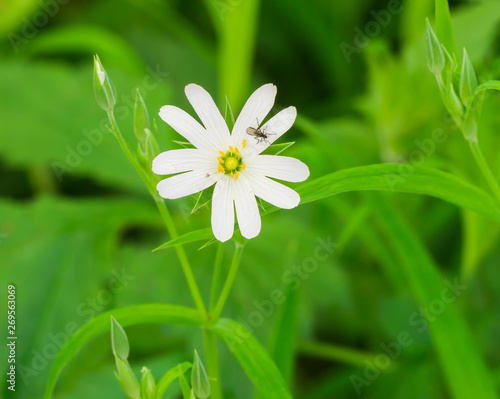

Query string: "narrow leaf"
[435, 0, 459, 60]
[295, 164, 500, 223]
[212, 319, 292, 399]
[153, 228, 214, 251]
[156, 362, 192, 399]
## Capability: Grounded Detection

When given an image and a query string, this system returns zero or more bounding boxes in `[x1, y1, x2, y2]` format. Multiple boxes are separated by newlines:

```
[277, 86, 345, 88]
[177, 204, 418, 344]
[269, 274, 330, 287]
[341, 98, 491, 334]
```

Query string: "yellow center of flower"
[217, 144, 246, 180]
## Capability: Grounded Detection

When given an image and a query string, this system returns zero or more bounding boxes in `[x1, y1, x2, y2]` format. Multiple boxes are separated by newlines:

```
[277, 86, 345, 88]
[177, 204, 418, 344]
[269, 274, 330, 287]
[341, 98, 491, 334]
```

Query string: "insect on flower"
[152, 83, 310, 242]
[246, 118, 276, 145]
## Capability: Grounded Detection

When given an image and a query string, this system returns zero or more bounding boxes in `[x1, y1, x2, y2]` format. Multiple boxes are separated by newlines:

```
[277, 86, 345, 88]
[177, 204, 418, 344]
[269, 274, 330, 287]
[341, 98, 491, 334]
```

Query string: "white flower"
[152, 83, 310, 242]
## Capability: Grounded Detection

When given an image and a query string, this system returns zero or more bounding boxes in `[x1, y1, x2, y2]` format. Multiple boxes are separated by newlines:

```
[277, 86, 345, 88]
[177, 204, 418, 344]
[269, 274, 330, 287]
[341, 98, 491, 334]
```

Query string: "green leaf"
[371, 193, 497, 399]
[204, 0, 261, 111]
[211, 319, 292, 399]
[110, 316, 130, 360]
[44, 304, 204, 399]
[156, 362, 192, 399]
[295, 164, 500, 223]
[435, 0, 459, 61]
[266, 283, 299, 385]
[178, 369, 192, 399]
[153, 228, 214, 251]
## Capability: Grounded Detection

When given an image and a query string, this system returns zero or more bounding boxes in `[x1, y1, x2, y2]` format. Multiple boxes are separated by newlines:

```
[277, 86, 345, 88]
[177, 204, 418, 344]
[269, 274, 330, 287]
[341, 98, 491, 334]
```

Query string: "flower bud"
[191, 350, 210, 399]
[460, 48, 477, 107]
[140, 367, 157, 399]
[446, 82, 464, 122]
[426, 20, 445, 75]
[93, 54, 117, 111]
[115, 357, 140, 399]
[111, 316, 129, 360]
[134, 88, 150, 142]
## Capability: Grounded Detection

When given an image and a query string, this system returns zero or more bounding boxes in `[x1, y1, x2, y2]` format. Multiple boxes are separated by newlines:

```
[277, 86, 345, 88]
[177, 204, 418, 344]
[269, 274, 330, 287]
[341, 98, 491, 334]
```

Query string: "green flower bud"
[191, 350, 210, 399]
[140, 367, 157, 399]
[426, 19, 445, 75]
[441, 45, 457, 87]
[446, 82, 464, 122]
[460, 48, 478, 107]
[93, 54, 117, 111]
[138, 128, 160, 168]
[115, 357, 140, 399]
[134, 88, 150, 142]
[111, 316, 129, 360]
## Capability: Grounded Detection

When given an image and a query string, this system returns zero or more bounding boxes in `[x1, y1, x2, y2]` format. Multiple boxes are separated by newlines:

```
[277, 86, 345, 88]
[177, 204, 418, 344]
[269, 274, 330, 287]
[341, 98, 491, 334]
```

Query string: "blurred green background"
[1, 0, 500, 398]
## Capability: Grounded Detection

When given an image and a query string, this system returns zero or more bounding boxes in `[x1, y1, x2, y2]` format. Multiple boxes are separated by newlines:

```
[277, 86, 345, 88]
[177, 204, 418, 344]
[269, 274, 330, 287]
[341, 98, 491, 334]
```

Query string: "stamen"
[218, 165, 224, 173]
[242, 140, 247, 148]
[229, 145, 235, 153]
[217, 156, 224, 163]
[230, 172, 234, 178]
[235, 171, 240, 180]
[241, 163, 246, 170]
[219, 151, 225, 157]
[235, 147, 240, 154]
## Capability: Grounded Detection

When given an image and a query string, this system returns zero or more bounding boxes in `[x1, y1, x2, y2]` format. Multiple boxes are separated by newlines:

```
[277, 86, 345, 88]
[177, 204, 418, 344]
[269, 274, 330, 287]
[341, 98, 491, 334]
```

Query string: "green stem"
[211, 243, 244, 321]
[107, 111, 207, 317]
[469, 141, 500, 201]
[202, 329, 222, 399]
[154, 197, 207, 317]
[297, 341, 396, 370]
[209, 243, 225, 312]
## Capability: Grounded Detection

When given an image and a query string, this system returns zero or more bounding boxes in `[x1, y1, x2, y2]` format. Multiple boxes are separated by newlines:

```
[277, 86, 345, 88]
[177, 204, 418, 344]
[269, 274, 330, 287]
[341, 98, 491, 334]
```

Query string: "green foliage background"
[1, 0, 500, 398]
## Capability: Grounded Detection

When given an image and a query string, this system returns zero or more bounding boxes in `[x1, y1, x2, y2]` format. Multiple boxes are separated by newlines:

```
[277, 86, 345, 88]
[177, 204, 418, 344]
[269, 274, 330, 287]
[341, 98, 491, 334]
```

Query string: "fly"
[246, 118, 275, 144]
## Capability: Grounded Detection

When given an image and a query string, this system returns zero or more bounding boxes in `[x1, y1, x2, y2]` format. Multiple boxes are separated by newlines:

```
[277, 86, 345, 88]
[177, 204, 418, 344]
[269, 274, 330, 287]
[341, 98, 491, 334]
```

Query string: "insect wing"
[246, 127, 259, 136]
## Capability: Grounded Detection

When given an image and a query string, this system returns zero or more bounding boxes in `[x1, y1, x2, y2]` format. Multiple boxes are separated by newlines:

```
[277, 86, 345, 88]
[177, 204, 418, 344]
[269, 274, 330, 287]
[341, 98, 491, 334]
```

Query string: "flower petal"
[231, 83, 277, 145]
[152, 149, 215, 175]
[234, 174, 261, 239]
[247, 155, 310, 182]
[159, 105, 217, 151]
[245, 172, 300, 209]
[185, 84, 230, 149]
[211, 179, 235, 242]
[156, 170, 215, 199]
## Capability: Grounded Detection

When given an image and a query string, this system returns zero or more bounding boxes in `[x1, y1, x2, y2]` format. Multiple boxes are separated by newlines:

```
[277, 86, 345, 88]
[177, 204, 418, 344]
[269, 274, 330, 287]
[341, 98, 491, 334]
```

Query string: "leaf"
[435, 0, 459, 61]
[156, 362, 192, 399]
[211, 319, 292, 399]
[371, 193, 497, 399]
[266, 283, 299, 384]
[295, 164, 500, 223]
[153, 228, 214, 251]
[45, 304, 204, 399]
[178, 369, 192, 399]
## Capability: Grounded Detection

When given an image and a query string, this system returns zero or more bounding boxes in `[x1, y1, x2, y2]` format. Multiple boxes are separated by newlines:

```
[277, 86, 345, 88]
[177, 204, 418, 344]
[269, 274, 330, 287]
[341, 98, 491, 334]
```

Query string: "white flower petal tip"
[97, 70, 105, 85]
